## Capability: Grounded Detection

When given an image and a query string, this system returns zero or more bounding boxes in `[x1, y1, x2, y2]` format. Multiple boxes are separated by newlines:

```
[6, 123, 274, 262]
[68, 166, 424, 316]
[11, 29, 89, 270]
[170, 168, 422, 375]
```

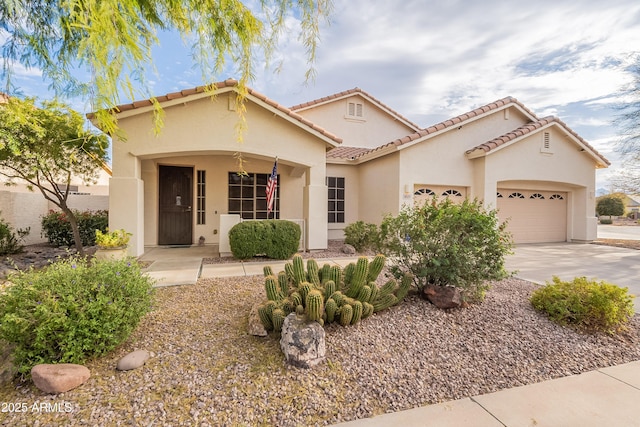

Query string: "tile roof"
[95, 79, 343, 145]
[326, 146, 371, 160]
[328, 96, 526, 160]
[290, 87, 422, 131]
[466, 116, 610, 166]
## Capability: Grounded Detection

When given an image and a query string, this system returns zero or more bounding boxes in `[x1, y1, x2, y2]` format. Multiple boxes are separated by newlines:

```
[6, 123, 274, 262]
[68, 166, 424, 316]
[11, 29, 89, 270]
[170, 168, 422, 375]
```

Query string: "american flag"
[266, 157, 278, 215]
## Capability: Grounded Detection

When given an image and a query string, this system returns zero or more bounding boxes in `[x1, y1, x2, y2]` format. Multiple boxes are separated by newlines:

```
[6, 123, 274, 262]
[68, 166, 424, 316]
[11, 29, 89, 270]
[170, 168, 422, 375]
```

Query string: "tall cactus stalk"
[339, 304, 353, 326]
[307, 259, 320, 286]
[306, 289, 324, 322]
[278, 271, 289, 295]
[292, 254, 306, 285]
[263, 265, 274, 277]
[351, 301, 363, 324]
[346, 257, 369, 298]
[265, 275, 282, 301]
[366, 254, 386, 282]
[325, 298, 338, 323]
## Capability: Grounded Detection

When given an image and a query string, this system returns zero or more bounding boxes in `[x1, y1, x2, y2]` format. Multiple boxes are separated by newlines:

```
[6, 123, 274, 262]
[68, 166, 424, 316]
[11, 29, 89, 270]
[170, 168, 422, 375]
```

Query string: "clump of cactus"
[257, 253, 412, 332]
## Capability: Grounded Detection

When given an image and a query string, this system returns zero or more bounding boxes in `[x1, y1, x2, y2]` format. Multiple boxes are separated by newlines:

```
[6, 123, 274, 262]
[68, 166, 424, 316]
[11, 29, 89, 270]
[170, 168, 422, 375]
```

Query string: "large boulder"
[423, 284, 463, 309]
[31, 364, 90, 394]
[280, 313, 325, 368]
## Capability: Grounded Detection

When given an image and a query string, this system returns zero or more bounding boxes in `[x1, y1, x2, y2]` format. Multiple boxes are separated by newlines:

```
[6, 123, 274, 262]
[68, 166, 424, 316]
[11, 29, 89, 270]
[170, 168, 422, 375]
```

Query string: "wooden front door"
[158, 165, 193, 245]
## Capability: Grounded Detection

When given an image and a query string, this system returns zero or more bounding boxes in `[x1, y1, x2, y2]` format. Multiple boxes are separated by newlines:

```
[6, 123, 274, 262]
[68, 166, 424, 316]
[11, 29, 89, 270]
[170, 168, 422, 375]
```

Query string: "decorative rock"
[341, 244, 356, 255]
[116, 350, 150, 371]
[31, 364, 90, 394]
[422, 284, 463, 309]
[248, 303, 268, 337]
[280, 313, 326, 368]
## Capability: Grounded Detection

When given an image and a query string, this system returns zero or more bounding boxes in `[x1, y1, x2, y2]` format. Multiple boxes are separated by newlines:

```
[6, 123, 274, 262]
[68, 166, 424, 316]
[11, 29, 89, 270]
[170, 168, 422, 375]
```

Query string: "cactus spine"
[362, 302, 374, 319]
[373, 294, 398, 312]
[339, 304, 353, 326]
[330, 265, 342, 287]
[343, 263, 355, 287]
[378, 279, 397, 298]
[395, 273, 413, 302]
[356, 285, 372, 303]
[306, 290, 324, 322]
[285, 262, 295, 283]
[368, 282, 379, 303]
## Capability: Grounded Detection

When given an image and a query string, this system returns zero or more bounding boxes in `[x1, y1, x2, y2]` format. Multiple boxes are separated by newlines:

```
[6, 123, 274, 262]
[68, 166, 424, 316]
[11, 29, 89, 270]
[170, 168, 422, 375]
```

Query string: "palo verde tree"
[0, 97, 109, 255]
[0, 0, 333, 137]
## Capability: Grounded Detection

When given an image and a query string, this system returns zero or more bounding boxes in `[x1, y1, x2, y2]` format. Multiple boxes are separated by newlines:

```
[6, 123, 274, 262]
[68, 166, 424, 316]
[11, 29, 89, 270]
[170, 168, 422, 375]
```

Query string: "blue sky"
[6, 0, 640, 190]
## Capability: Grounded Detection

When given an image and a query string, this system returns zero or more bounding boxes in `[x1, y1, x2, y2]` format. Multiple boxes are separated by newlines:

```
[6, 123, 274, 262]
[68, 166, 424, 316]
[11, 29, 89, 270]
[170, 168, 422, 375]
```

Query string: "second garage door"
[497, 189, 567, 243]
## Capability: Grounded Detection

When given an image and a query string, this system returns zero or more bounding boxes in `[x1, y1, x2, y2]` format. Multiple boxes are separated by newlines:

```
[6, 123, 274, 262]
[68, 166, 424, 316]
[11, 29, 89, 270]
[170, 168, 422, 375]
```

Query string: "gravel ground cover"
[1, 272, 639, 426]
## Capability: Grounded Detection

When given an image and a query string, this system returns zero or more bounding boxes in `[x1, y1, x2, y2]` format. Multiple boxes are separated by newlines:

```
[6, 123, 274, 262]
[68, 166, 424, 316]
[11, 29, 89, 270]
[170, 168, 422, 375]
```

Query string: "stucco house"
[99, 80, 609, 256]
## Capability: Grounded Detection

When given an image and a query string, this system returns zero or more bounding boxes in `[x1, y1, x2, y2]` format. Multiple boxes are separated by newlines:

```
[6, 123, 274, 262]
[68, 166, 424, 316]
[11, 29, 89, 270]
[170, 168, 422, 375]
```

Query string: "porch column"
[109, 177, 144, 256]
[303, 164, 328, 251]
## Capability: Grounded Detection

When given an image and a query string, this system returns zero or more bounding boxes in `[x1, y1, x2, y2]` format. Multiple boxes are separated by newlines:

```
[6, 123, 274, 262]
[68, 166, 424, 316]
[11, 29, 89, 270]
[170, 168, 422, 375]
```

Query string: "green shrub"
[599, 218, 613, 224]
[229, 220, 301, 260]
[530, 276, 634, 333]
[596, 195, 624, 217]
[377, 197, 513, 302]
[0, 256, 155, 376]
[0, 213, 30, 255]
[343, 221, 378, 251]
[41, 209, 108, 247]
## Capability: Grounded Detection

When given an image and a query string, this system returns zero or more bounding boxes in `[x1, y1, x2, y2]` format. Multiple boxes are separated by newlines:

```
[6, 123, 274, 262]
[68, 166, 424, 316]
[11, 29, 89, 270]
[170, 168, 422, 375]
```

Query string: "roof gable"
[465, 116, 610, 168]
[91, 79, 342, 147]
[291, 87, 422, 132]
[327, 96, 537, 162]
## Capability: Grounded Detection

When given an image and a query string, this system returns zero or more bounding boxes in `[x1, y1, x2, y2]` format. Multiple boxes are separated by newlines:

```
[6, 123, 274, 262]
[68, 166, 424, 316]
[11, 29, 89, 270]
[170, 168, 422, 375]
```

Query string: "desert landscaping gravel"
[1, 270, 640, 426]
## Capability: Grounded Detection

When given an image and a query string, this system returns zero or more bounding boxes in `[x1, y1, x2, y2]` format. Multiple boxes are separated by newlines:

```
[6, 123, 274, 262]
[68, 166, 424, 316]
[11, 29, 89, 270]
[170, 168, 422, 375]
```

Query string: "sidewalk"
[332, 361, 640, 426]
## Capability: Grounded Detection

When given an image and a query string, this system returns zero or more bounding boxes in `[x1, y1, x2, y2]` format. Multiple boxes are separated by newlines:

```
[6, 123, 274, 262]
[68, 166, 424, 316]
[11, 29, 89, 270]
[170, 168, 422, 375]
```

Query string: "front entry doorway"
[158, 165, 193, 245]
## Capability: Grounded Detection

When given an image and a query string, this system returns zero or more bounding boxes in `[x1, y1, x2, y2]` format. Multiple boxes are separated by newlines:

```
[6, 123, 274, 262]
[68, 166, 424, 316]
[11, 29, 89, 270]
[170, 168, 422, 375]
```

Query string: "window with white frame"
[228, 172, 279, 219]
[347, 101, 364, 119]
[327, 177, 345, 223]
[197, 170, 206, 224]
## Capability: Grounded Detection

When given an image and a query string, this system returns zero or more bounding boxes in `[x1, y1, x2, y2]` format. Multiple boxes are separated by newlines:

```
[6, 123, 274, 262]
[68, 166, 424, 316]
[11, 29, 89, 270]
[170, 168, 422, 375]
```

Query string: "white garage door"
[497, 189, 567, 243]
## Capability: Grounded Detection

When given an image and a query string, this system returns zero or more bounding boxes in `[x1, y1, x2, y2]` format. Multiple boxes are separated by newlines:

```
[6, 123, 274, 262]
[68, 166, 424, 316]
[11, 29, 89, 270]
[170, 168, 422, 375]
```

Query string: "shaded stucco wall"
[295, 95, 417, 149]
[110, 91, 330, 255]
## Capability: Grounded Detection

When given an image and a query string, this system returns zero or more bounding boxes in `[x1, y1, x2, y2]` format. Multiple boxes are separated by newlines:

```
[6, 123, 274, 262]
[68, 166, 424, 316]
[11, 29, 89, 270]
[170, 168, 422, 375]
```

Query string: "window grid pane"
[197, 170, 206, 225]
[327, 176, 345, 224]
[228, 172, 279, 219]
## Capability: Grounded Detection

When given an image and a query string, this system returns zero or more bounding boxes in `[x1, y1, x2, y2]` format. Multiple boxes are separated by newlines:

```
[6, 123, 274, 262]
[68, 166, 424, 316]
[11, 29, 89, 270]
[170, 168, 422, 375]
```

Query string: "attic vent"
[347, 101, 364, 119]
[541, 131, 553, 153]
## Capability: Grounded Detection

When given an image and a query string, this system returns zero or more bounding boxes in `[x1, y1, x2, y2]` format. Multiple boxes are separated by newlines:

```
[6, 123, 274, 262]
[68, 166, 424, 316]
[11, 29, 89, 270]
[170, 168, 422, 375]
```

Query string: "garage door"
[497, 189, 567, 243]
[414, 185, 467, 205]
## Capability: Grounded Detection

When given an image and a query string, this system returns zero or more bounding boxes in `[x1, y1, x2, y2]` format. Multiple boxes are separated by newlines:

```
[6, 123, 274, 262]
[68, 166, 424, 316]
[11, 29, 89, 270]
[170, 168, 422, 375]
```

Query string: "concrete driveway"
[506, 242, 640, 312]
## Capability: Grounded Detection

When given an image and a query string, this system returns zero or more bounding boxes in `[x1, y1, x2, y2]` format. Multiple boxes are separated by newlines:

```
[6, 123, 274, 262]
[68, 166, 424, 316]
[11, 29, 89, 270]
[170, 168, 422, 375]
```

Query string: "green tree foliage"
[0, 97, 109, 254]
[0, 0, 333, 135]
[377, 198, 513, 302]
[596, 194, 625, 217]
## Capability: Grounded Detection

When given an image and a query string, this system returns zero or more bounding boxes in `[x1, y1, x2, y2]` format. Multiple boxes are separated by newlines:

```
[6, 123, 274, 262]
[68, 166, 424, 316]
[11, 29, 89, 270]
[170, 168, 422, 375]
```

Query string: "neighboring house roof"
[90, 79, 343, 147]
[291, 87, 422, 132]
[466, 116, 610, 168]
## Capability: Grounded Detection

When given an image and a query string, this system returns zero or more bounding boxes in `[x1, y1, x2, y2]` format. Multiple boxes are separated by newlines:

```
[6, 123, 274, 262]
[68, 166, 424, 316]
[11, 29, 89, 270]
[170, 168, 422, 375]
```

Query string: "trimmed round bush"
[229, 220, 301, 260]
[0, 256, 155, 375]
[530, 276, 634, 333]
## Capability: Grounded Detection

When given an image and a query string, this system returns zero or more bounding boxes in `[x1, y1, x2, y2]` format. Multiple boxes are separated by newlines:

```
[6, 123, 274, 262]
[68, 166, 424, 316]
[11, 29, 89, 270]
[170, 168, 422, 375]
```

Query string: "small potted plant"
[94, 228, 132, 260]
